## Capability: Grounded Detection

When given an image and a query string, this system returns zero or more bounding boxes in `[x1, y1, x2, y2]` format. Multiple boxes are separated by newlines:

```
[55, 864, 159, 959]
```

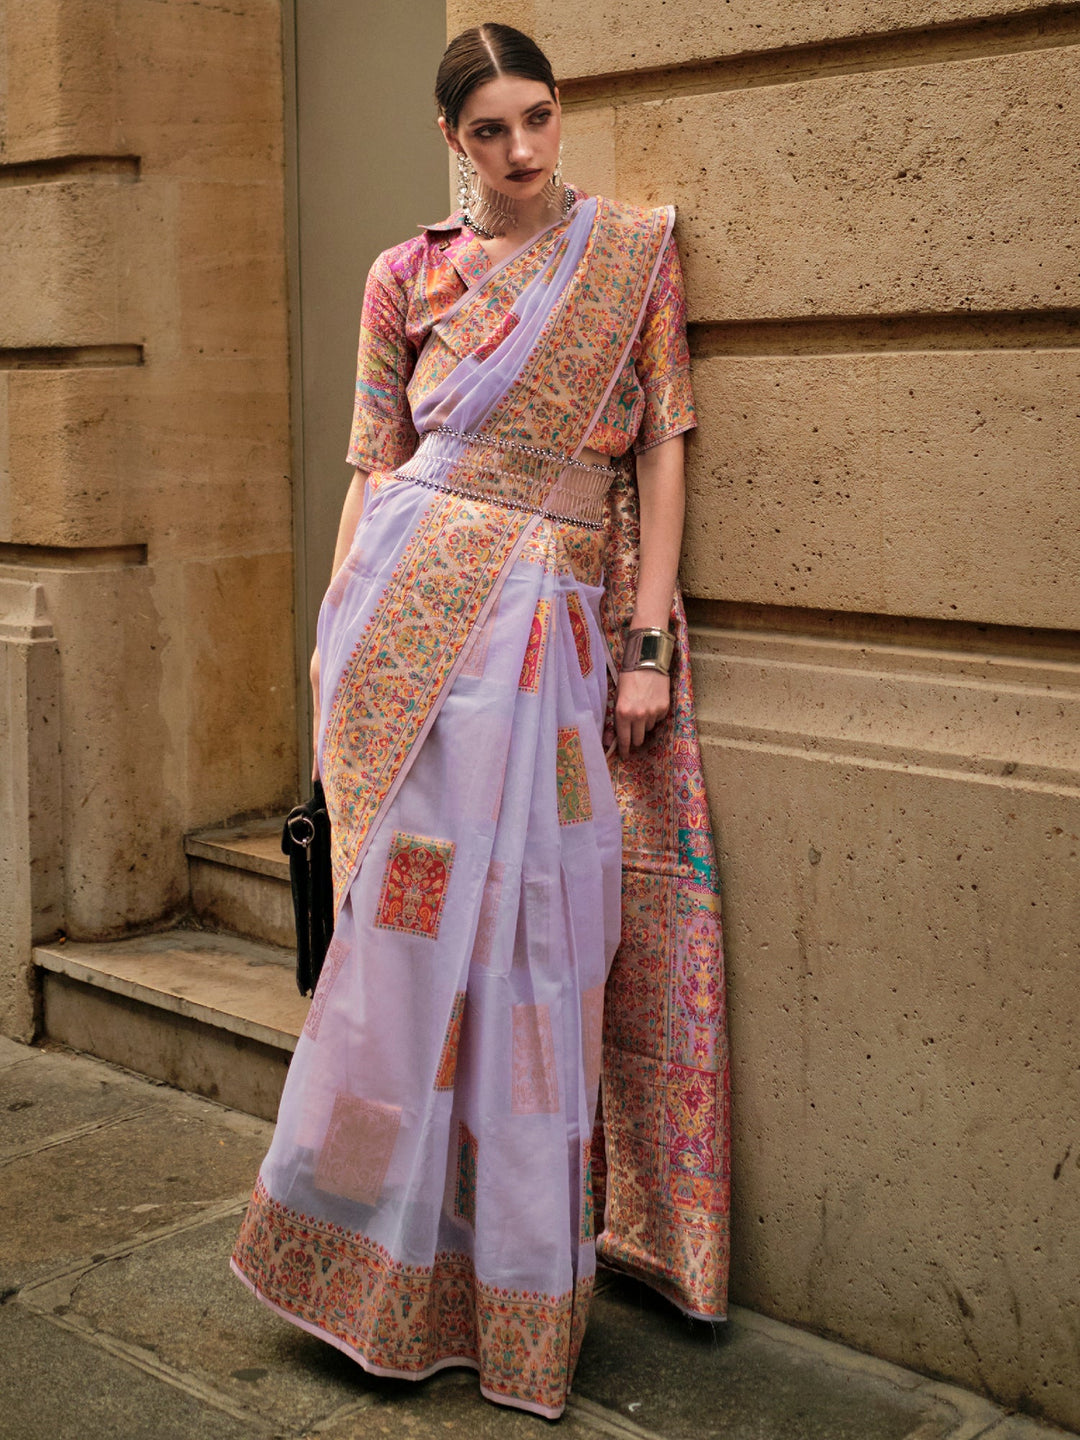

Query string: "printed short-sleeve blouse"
[346, 203, 696, 474]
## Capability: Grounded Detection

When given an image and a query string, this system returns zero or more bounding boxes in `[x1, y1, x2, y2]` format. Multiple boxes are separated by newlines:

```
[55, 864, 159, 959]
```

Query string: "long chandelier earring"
[456, 150, 472, 215]
[457, 150, 515, 239]
[540, 143, 573, 217]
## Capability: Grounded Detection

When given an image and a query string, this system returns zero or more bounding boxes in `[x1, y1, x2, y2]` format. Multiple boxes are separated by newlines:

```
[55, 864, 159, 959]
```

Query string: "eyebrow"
[467, 102, 551, 127]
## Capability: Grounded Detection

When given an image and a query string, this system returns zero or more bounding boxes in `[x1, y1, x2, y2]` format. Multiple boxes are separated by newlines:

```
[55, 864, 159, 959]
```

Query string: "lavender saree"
[231, 195, 729, 1419]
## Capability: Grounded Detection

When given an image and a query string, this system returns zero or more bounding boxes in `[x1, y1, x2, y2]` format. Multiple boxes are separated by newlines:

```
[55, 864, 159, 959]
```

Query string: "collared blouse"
[346, 203, 696, 474]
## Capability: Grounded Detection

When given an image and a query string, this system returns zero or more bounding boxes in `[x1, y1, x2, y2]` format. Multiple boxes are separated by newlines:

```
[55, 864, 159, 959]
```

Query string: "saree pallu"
[231, 197, 729, 1418]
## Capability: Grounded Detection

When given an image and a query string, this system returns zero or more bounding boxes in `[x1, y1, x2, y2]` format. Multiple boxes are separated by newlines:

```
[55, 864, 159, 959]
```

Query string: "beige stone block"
[151, 552, 298, 830]
[0, 179, 177, 349]
[615, 47, 1079, 320]
[174, 181, 289, 360]
[39, 973, 290, 1122]
[563, 107, 616, 200]
[189, 856, 295, 951]
[683, 349, 1080, 630]
[11, 560, 187, 937]
[2, 363, 291, 559]
[690, 625, 1080, 1431]
[1, 0, 283, 178]
[185, 818, 293, 952]
[447, 0, 1077, 77]
[1, 0, 121, 161]
[0, 579, 62, 1040]
[0, 551, 295, 939]
[0, 181, 132, 347]
[36, 929, 305, 1120]
[36, 931, 306, 1051]
[114, 0, 285, 181]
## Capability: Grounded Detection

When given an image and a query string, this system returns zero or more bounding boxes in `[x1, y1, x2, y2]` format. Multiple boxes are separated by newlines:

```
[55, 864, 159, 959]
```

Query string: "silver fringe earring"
[540, 144, 574, 218]
[457, 151, 515, 239]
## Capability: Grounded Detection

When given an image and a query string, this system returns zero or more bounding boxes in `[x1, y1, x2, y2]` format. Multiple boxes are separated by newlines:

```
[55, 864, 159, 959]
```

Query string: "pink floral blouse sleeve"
[632, 230, 697, 454]
[345, 251, 419, 472]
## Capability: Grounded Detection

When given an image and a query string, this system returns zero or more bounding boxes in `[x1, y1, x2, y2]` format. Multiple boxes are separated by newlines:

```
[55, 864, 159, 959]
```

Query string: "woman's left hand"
[613, 669, 671, 759]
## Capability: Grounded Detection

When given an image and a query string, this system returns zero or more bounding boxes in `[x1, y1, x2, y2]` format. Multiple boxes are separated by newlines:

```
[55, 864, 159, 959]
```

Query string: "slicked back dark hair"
[435, 23, 557, 131]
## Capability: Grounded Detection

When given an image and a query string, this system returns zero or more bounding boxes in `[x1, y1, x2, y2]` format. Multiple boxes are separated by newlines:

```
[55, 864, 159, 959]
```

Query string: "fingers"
[614, 701, 670, 757]
[616, 709, 632, 760]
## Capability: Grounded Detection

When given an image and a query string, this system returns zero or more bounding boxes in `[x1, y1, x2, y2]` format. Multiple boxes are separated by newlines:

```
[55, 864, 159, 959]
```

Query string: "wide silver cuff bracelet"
[620, 626, 675, 676]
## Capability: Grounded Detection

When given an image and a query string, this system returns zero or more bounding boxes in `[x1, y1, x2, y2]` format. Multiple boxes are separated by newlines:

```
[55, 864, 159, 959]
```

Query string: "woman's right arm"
[311, 465, 370, 778]
[329, 467, 370, 580]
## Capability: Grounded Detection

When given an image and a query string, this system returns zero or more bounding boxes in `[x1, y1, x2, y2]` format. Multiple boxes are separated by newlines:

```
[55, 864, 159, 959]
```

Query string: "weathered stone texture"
[0, 580, 62, 1039]
[1, 0, 283, 172]
[3, 366, 290, 555]
[695, 636, 1080, 1426]
[0, 0, 294, 942]
[684, 349, 1080, 628]
[447, 0, 1079, 74]
[617, 47, 1079, 320]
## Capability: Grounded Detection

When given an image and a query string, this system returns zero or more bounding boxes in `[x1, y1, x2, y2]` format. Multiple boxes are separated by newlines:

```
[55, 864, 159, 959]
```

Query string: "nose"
[507, 126, 532, 165]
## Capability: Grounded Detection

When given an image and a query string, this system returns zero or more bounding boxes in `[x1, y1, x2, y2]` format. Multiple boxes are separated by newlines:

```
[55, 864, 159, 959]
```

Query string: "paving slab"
[571, 1272, 953, 1440]
[48, 1212, 378, 1435]
[316, 1367, 627, 1438]
[0, 1035, 38, 1070]
[0, 1045, 269, 1291]
[982, 1422, 1080, 1440]
[0, 1045, 150, 1153]
[0, 1303, 260, 1440]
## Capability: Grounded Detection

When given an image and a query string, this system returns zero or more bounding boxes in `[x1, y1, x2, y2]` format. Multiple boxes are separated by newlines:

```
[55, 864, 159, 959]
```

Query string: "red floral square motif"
[375, 832, 456, 939]
[564, 591, 594, 677]
[518, 599, 551, 694]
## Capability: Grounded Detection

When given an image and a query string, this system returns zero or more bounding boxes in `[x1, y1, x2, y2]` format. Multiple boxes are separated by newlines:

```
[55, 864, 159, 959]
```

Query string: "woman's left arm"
[613, 432, 686, 759]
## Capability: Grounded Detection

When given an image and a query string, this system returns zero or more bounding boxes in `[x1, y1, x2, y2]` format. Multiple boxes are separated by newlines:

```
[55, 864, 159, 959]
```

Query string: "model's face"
[442, 74, 561, 202]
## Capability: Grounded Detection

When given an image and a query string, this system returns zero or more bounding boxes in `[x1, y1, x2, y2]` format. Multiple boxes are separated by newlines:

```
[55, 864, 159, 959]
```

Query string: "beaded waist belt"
[394, 427, 618, 532]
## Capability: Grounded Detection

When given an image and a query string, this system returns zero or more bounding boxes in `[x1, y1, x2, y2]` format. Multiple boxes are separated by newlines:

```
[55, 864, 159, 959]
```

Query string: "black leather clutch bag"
[281, 780, 334, 997]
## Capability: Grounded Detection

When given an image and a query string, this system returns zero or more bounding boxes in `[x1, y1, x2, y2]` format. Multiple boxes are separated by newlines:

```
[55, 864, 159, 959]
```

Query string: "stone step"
[185, 817, 294, 951]
[34, 928, 309, 1121]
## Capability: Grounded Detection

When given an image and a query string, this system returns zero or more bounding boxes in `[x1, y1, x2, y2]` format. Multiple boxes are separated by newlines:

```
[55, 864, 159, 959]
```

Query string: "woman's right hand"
[309, 648, 321, 783]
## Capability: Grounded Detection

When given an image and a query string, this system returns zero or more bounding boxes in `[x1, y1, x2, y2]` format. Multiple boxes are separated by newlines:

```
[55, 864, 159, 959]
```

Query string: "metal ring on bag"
[286, 811, 316, 848]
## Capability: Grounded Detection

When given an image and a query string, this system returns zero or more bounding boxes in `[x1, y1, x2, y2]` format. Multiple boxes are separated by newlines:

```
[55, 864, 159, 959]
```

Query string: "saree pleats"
[232, 513, 621, 1417]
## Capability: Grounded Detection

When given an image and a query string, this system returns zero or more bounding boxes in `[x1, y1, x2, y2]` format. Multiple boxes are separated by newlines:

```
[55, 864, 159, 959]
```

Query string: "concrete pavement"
[0, 1036, 1072, 1440]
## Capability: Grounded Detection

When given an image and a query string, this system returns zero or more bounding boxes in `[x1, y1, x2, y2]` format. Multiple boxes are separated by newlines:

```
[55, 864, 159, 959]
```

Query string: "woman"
[232, 23, 729, 1420]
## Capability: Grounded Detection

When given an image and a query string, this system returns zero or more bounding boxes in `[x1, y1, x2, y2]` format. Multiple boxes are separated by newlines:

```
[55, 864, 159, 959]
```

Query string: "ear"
[437, 116, 462, 155]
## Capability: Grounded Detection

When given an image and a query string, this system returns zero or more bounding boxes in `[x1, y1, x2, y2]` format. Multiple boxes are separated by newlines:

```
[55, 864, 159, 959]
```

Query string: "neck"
[501, 190, 561, 243]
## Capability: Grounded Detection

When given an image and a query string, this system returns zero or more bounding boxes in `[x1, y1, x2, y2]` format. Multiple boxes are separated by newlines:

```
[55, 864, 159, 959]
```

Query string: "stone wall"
[447, 1, 1080, 1428]
[0, 0, 295, 1032]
